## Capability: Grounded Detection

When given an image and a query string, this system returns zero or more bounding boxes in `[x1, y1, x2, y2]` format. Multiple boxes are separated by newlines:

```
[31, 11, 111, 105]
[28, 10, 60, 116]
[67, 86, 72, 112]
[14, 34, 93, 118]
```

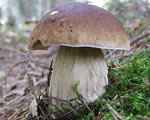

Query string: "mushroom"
[28, 3, 130, 104]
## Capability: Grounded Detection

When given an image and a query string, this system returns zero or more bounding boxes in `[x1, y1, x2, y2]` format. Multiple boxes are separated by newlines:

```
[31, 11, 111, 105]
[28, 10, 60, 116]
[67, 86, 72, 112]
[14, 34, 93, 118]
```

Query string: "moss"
[99, 50, 150, 119]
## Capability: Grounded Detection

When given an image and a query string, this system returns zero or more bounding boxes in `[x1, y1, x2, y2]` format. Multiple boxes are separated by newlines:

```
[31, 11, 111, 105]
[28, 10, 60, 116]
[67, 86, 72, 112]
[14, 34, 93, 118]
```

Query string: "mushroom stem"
[49, 46, 108, 104]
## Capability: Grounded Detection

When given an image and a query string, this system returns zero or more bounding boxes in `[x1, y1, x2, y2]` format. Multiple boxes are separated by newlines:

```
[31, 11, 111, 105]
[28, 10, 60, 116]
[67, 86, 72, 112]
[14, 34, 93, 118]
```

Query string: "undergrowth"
[28, 50, 150, 120]
[78, 50, 150, 120]
[91, 50, 150, 120]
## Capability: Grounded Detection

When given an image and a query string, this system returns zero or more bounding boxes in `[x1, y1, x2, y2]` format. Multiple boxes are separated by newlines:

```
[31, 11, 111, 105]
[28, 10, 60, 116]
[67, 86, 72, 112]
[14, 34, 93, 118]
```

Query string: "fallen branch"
[15, 110, 28, 120]
[27, 71, 43, 77]
[105, 31, 150, 60]
[7, 60, 49, 77]
[0, 46, 28, 59]
[112, 52, 134, 62]
[102, 99, 124, 120]
[8, 110, 18, 120]
[56, 105, 83, 119]
[130, 32, 150, 46]
[5, 60, 49, 92]
[137, 115, 150, 120]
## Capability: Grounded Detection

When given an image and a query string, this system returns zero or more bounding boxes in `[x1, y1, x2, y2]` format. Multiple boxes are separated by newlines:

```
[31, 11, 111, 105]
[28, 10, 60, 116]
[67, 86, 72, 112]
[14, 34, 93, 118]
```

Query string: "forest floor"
[0, 27, 58, 120]
[0, 1, 150, 119]
[0, 25, 150, 120]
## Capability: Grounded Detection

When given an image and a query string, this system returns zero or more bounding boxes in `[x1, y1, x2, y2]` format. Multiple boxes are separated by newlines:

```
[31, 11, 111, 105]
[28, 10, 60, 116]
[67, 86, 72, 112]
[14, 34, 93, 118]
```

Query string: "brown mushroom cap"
[28, 2, 130, 50]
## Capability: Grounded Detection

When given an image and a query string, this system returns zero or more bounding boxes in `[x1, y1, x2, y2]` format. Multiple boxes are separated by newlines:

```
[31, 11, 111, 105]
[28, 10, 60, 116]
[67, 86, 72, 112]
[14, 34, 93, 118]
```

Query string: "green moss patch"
[98, 50, 150, 119]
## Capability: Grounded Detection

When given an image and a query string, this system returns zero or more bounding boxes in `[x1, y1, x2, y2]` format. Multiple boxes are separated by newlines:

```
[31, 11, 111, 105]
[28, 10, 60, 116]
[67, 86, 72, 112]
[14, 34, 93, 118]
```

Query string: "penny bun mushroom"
[28, 2, 130, 103]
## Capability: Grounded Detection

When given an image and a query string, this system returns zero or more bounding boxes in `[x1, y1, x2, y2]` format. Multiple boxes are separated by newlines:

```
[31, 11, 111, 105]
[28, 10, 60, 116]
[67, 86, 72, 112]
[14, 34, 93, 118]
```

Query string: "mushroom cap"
[28, 2, 130, 50]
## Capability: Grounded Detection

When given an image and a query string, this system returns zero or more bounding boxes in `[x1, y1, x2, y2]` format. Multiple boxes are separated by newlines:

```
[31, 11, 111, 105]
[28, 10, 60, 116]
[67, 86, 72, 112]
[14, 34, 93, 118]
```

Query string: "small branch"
[81, 100, 96, 120]
[15, 111, 28, 120]
[5, 60, 49, 92]
[0, 46, 29, 60]
[7, 60, 49, 78]
[130, 32, 150, 46]
[102, 99, 124, 120]
[82, 101, 92, 112]
[137, 115, 150, 120]
[111, 112, 119, 120]
[5, 60, 29, 92]
[38, 106, 47, 117]
[8, 110, 18, 120]
[27, 71, 43, 77]
[113, 53, 134, 62]
[105, 31, 150, 60]
[8, 60, 29, 76]
[56, 105, 83, 119]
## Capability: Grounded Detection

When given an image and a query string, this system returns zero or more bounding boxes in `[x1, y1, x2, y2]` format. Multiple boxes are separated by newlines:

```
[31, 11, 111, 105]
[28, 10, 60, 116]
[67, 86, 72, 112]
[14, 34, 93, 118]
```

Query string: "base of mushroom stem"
[49, 46, 108, 104]
[28, 94, 103, 119]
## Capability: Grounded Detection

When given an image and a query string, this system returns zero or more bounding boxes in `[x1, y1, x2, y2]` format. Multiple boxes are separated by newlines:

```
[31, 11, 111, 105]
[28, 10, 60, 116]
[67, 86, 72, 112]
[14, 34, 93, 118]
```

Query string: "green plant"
[16, 32, 27, 43]
[99, 50, 150, 119]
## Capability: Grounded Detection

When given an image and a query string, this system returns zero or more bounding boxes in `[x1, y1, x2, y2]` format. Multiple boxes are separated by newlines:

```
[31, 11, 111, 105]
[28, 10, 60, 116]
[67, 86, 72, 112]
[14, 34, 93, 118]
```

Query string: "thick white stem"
[49, 46, 108, 104]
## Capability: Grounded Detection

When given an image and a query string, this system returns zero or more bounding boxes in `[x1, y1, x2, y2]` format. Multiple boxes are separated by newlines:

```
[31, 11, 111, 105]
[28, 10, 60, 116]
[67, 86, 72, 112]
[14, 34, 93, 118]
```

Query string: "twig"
[111, 112, 119, 120]
[81, 100, 91, 112]
[137, 115, 150, 120]
[5, 60, 29, 91]
[0, 46, 29, 60]
[5, 59, 49, 92]
[27, 71, 43, 77]
[6, 60, 48, 78]
[38, 106, 47, 117]
[8, 60, 29, 76]
[102, 99, 124, 120]
[8, 103, 29, 120]
[105, 31, 150, 60]
[7, 60, 49, 76]
[16, 110, 28, 120]
[81, 100, 96, 120]
[113, 53, 134, 62]
[8, 110, 18, 120]
[110, 64, 125, 70]
[130, 32, 150, 46]
[56, 105, 83, 119]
